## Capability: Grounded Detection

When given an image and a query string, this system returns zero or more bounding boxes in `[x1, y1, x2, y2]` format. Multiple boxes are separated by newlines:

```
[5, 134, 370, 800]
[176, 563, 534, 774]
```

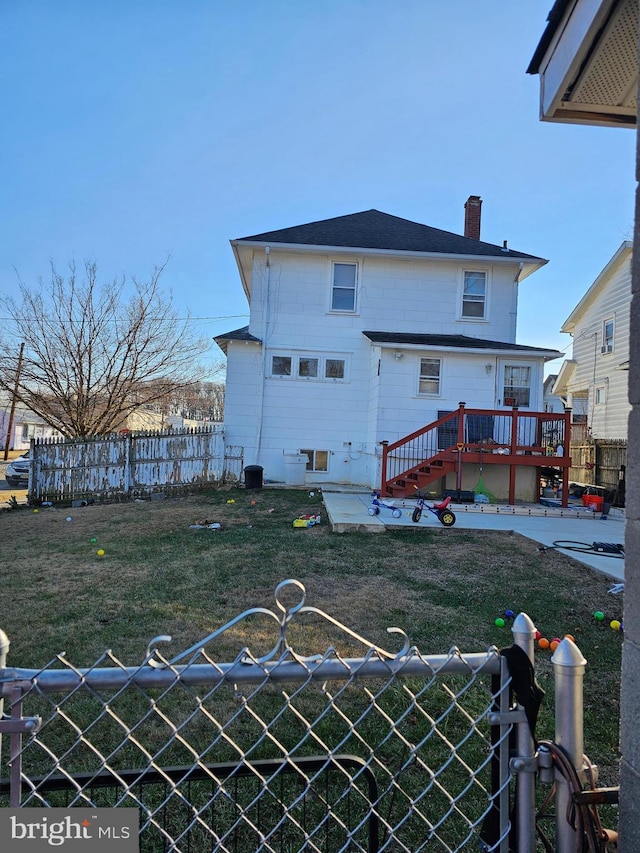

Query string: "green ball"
[90, 537, 97, 543]
[594, 611, 605, 622]
[495, 617, 506, 628]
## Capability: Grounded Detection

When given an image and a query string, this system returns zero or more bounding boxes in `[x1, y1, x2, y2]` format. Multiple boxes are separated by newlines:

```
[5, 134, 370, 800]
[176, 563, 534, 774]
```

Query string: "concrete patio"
[321, 489, 625, 582]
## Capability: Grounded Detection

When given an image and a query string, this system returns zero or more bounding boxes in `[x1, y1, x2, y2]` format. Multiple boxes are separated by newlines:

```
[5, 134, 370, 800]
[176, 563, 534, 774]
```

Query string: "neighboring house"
[528, 2, 639, 846]
[0, 399, 59, 451]
[553, 241, 631, 439]
[543, 374, 566, 413]
[215, 198, 562, 491]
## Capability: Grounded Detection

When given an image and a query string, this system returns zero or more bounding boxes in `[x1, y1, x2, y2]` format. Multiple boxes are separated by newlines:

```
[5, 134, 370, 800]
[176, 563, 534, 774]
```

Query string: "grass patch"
[0, 488, 622, 844]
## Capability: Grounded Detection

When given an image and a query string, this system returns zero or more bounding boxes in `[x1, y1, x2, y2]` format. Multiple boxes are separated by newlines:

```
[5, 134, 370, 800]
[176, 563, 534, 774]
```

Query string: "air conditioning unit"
[600, 344, 613, 354]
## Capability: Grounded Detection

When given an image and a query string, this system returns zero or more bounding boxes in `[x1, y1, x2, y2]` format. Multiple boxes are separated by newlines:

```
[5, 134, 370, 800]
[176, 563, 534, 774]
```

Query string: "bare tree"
[0, 261, 213, 438]
[172, 381, 226, 421]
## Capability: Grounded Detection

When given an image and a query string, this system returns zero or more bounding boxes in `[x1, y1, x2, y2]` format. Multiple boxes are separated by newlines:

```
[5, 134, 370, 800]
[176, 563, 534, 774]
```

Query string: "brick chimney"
[464, 195, 482, 240]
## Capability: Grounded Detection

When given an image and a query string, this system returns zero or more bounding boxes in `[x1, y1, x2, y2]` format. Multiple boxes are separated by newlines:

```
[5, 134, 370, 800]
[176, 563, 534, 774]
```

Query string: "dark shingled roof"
[237, 209, 543, 261]
[213, 326, 261, 354]
[363, 331, 561, 356]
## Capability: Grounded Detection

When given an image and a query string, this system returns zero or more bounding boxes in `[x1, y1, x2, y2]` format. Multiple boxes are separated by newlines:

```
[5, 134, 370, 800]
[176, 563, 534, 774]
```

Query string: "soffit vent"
[569, 0, 638, 110]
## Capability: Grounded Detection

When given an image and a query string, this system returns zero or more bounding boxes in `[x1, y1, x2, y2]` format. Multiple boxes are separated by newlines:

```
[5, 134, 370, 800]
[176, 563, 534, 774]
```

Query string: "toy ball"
[610, 620, 621, 632]
[226, 499, 235, 504]
[33, 509, 39, 513]
[552, 637, 561, 644]
[504, 609, 514, 619]
[594, 611, 605, 622]
[564, 634, 575, 642]
[90, 537, 97, 543]
[494, 617, 505, 628]
[550, 640, 560, 652]
[538, 637, 550, 649]
[66, 516, 72, 522]
[97, 549, 105, 557]
[535, 630, 541, 640]
[250, 500, 256, 505]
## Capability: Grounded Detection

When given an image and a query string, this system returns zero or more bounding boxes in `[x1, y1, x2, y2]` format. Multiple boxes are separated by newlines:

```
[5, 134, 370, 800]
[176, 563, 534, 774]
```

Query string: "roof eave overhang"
[528, 0, 638, 128]
[372, 341, 562, 361]
[230, 239, 547, 278]
[560, 240, 632, 331]
[552, 359, 578, 395]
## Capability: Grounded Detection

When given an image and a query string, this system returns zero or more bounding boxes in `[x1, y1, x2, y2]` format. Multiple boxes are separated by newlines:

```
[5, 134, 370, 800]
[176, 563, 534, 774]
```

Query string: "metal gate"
[0, 581, 579, 852]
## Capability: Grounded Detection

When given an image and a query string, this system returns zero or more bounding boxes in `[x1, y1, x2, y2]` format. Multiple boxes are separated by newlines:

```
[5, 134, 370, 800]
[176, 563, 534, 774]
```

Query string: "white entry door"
[496, 362, 534, 410]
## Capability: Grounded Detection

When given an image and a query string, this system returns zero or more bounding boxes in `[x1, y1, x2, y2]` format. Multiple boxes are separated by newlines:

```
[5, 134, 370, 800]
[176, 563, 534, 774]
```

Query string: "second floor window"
[331, 262, 357, 312]
[462, 271, 486, 318]
[602, 318, 614, 353]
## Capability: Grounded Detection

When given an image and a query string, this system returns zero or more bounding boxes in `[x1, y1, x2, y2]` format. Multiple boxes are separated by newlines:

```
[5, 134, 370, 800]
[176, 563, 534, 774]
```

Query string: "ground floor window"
[269, 353, 347, 382]
[419, 358, 441, 395]
[300, 449, 329, 472]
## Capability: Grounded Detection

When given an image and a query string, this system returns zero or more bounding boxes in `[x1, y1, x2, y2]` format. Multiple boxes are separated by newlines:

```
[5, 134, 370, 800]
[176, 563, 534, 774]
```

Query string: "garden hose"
[542, 541, 625, 559]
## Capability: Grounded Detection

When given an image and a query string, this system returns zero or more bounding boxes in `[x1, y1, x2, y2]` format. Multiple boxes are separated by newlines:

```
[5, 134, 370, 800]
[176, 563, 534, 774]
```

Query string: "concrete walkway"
[321, 490, 625, 582]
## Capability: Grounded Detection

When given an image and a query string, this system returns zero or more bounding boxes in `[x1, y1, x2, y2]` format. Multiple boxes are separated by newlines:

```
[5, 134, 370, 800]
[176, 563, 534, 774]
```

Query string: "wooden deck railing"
[381, 402, 572, 505]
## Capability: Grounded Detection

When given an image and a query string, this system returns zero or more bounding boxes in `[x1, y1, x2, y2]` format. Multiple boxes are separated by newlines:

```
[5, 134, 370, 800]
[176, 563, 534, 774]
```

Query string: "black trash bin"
[244, 465, 263, 490]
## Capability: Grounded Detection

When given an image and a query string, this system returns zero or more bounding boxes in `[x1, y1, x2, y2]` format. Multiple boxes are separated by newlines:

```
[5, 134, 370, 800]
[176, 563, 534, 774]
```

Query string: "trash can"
[244, 465, 263, 490]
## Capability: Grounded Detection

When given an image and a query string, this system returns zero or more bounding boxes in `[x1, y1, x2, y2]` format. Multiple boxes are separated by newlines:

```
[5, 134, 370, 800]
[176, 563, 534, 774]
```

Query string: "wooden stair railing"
[380, 403, 572, 504]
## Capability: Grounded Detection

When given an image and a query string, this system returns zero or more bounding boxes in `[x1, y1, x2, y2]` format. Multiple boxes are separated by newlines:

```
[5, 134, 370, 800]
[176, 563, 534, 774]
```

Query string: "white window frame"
[330, 261, 358, 313]
[297, 356, 319, 379]
[270, 355, 292, 377]
[300, 449, 329, 472]
[418, 357, 442, 396]
[269, 352, 349, 383]
[502, 365, 531, 408]
[595, 386, 606, 405]
[601, 318, 614, 354]
[460, 269, 488, 320]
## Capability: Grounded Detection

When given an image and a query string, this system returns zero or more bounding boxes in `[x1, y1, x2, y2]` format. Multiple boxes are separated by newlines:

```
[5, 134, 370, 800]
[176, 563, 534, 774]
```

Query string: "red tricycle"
[411, 492, 456, 526]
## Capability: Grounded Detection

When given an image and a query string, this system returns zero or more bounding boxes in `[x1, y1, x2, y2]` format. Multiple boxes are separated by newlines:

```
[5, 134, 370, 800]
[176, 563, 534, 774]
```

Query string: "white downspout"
[255, 246, 270, 463]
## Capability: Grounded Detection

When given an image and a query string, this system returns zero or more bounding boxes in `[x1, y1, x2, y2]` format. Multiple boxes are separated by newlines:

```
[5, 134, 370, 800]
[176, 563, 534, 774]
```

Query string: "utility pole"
[3, 342, 25, 460]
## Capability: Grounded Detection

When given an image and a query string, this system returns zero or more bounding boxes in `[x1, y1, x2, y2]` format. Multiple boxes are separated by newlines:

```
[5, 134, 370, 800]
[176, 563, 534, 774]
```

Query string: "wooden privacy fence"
[29, 427, 244, 503]
[569, 438, 627, 501]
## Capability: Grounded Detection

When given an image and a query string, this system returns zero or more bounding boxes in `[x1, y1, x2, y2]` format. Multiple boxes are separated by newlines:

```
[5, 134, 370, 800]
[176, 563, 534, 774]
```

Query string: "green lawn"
[0, 487, 622, 844]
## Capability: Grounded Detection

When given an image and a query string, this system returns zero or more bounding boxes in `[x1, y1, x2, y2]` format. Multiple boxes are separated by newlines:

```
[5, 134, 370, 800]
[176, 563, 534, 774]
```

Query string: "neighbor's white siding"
[562, 246, 631, 439]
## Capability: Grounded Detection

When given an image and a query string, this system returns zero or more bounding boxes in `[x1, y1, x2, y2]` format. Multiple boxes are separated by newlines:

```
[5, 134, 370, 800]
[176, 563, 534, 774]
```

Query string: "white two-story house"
[216, 198, 563, 494]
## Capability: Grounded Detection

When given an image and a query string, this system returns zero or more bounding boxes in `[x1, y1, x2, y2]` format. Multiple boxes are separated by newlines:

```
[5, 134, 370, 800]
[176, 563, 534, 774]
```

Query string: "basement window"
[300, 449, 329, 472]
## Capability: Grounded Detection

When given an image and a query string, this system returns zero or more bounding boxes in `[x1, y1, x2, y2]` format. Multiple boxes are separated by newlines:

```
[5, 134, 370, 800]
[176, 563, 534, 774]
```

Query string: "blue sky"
[1, 1, 635, 377]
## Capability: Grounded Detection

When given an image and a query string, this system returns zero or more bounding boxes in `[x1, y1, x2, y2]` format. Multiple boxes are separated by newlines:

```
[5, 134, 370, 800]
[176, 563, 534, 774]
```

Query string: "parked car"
[5, 452, 30, 488]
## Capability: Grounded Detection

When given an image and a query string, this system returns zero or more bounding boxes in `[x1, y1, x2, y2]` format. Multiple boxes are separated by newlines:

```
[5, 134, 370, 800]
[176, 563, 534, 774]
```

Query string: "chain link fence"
[0, 581, 546, 852]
